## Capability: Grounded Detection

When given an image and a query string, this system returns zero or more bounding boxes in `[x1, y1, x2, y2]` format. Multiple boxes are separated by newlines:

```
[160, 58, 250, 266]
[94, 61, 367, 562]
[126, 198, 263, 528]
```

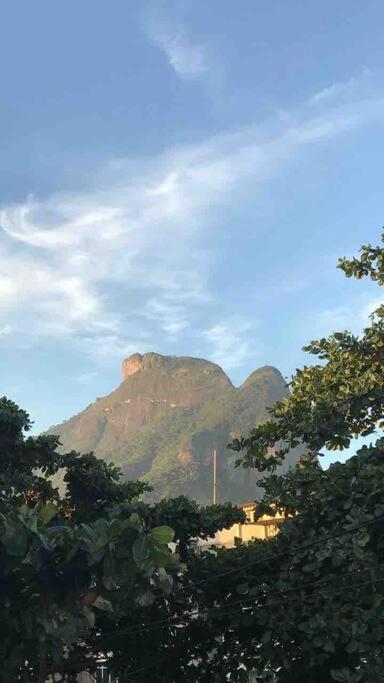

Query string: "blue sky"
[1, 0, 384, 462]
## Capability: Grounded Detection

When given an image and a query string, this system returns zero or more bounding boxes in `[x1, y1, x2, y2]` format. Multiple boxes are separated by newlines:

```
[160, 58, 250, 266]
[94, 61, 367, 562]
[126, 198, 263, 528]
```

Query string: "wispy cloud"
[308, 69, 373, 106]
[308, 294, 383, 339]
[202, 321, 258, 370]
[0, 324, 12, 337]
[150, 27, 207, 79]
[310, 306, 352, 335]
[361, 297, 384, 321]
[1, 74, 383, 365]
[74, 371, 99, 385]
[142, 9, 210, 79]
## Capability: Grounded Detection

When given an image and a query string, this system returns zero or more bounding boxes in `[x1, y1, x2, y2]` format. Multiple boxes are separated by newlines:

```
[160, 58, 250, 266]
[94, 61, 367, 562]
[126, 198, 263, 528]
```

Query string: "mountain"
[47, 352, 301, 504]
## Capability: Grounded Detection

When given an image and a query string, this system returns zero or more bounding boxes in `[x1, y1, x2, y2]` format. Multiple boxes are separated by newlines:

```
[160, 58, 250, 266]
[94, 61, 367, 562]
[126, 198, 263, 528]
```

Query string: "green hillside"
[47, 352, 301, 503]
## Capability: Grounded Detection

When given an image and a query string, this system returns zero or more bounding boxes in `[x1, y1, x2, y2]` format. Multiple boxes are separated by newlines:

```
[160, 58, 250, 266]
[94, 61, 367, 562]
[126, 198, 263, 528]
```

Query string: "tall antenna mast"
[213, 449, 217, 504]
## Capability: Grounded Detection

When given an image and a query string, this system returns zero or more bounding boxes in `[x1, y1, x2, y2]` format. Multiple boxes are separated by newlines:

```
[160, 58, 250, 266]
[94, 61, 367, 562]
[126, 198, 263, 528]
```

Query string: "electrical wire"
[121, 569, 384, 680]
[191, 511, 384, 588]
[123, 562, 384, 637]
[102, 511, 384, 640]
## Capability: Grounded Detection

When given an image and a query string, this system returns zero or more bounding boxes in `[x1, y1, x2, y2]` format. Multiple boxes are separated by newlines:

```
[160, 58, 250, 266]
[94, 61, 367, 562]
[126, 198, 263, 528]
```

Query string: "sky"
[1, 1, 384, 461]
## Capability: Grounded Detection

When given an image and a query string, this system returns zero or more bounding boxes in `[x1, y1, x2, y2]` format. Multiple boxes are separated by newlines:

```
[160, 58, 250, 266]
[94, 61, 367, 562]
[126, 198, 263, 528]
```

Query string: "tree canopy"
[230, 235, 384, 468]
[0, 397, 244, 681]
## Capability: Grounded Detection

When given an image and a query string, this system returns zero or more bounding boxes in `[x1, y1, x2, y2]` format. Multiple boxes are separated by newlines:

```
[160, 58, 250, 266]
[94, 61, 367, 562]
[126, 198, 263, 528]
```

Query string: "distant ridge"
[46, 352, 301, 504]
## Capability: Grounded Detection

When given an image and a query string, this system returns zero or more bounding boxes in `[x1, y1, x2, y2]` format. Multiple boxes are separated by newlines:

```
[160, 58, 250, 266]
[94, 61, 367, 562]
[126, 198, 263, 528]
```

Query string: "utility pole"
[213, 449, 217, 504]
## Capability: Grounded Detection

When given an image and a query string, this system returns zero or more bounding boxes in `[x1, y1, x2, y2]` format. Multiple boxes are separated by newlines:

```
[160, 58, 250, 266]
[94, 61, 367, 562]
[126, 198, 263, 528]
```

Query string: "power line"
[95, 513, 384, 677]
[102, 511, 384, 639]
[197, 564, 382, 619]
[102, 511, 384, 641]
[121, 569, 384, 680]
[190, 512, 384, 589]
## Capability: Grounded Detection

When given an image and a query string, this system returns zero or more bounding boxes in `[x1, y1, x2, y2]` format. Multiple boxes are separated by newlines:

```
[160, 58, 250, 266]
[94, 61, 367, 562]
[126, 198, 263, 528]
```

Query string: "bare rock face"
[122, 353, 144, 379]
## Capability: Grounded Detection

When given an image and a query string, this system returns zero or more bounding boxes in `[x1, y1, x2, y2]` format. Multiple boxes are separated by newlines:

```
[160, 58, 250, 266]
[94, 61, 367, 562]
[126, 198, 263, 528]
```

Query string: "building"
[199, 502, 286, 550]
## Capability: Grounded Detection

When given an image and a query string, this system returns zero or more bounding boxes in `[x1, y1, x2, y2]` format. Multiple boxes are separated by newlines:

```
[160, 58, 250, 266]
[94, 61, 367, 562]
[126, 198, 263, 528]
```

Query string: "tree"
[0, 398, 178, 680]
[104, 232, 384, 683]
[0, 397, 244, 681]
[230, 235, 384, 468]
[183, 439, 384, 683]
[202, 231, 384, 682]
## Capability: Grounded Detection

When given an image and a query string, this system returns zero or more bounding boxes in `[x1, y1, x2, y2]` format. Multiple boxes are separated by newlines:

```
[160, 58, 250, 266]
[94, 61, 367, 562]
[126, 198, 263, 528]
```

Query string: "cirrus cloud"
[1, 73, 384, 369]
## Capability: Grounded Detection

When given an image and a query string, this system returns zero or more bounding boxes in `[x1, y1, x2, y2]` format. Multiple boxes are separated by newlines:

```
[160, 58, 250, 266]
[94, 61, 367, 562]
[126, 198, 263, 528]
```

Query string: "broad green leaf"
[151, 545, 171, 568]
[132, 534, 150, 564]
[331, 668, 352, 682]
[128, 513, 141, 528]
[136, 590, 155, 607]
[103, 551, 116, 590]
[2, 521, 29, 557]
[157, 567, 173, 595]
[38, 502, 58, 527]
[83, 606, 95, 628]
[93, 596, 113, 612]
[150, 526, 175, 545]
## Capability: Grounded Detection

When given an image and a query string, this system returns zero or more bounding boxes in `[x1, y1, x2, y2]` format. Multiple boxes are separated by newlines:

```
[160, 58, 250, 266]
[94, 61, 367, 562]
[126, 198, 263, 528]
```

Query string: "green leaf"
[236, 582, 249, 595]
[151, 544, 171, 568]
[331, 668, 352, 682]
[83, 606, 95, 628]
[157, 567, 173, 595]
[38, 502, 58, 527]
[2, 521, 29, 557]
[150, 526, 175, 545]
[132, 534, 151, 564]
[128, 512, 141, 528]
[103, 551, 116, 590]
[136, 590, 155, 607]
[93, 596, 113, 612]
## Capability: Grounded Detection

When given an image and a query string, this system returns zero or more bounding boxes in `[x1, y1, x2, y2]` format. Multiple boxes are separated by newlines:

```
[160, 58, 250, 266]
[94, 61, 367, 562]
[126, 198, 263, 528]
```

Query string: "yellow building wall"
[199, 506, 285, 550]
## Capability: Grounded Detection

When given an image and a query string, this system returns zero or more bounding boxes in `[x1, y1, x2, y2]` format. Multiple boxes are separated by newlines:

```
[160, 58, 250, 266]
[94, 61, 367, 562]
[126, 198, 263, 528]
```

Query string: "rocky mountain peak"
[122, 352, 232, 385]
[241, 365, 286, 389]
[122, 351, 172, 379]
[122, 353, 145, 379]
[47, 353, 301, 504]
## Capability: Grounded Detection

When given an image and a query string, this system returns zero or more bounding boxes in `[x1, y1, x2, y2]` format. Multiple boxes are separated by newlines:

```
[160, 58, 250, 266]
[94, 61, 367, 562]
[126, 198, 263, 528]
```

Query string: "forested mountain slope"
[47, 352, 301, 503]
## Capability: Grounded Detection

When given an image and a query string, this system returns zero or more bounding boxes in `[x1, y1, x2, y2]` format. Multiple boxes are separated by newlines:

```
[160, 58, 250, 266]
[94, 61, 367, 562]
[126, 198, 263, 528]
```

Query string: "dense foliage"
[0, 397, 244, 680]
[230, 238, 384, 468]
[212, 231, 384, 682]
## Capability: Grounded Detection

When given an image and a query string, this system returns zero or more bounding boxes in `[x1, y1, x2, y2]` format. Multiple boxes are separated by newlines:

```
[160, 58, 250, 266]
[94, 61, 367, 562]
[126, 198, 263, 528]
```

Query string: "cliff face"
[47, 352, 301, 504]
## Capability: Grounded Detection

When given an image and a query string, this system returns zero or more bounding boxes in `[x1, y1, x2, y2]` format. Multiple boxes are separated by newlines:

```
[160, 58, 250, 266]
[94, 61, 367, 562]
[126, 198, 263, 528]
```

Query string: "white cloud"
[309, 295, 384, 339]
[361, 297, 384, 322]
[74, 371, 98, 385]
[143, 14, 208, 79]
[311, 307, 352, 335]
[154, 29, 207, 79]
[308, 69, 373, 106]
[1, 75, 383, 363]
[145, 297, 188, 335]
[0, 270, 16, 307]
[202, 320, 258, 370]
[0, 324, 12, 337]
